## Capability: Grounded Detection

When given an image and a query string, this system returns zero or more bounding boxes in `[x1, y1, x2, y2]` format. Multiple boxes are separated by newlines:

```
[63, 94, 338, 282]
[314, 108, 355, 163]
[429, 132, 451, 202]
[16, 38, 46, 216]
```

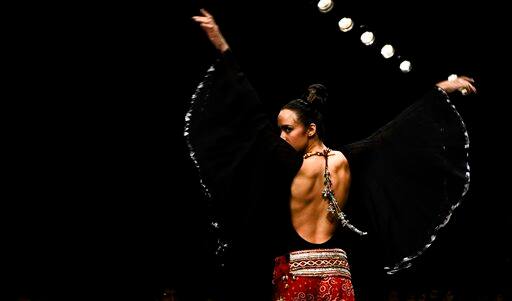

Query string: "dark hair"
[282, 84, 328, 140]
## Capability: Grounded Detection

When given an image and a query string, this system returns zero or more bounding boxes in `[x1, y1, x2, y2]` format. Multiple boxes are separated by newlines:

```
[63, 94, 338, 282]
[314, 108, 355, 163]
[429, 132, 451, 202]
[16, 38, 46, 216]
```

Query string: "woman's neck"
[304, 139, 326, 154]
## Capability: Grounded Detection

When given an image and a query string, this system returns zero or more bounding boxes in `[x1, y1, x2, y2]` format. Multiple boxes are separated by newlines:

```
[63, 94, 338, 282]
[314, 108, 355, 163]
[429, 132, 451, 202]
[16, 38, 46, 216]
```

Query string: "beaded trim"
[185, 64, 231, 260]
[184, 64, 216, 201]
[383, 90, 471, 274]
[304, 149, 367, 236]
[289, 248, 351, 278]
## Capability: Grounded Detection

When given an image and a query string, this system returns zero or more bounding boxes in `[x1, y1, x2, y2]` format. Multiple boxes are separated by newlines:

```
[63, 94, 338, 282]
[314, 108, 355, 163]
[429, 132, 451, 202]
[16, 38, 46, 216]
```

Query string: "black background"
[4, 1, 510, 300]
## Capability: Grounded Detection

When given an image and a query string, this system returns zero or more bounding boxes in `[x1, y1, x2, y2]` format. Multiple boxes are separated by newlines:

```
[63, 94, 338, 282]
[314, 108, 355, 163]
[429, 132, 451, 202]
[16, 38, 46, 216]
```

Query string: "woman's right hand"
[192, 9, 230, 53]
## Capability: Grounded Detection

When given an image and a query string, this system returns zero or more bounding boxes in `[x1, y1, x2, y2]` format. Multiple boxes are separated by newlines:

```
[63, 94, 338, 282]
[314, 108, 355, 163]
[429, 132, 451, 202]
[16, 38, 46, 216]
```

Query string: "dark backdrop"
[4, 1, 509, 300]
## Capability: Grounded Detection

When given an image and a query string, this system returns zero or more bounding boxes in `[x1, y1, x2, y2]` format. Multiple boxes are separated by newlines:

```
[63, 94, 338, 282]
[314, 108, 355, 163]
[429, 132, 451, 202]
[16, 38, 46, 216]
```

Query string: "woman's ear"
[307, 123, 317, 137]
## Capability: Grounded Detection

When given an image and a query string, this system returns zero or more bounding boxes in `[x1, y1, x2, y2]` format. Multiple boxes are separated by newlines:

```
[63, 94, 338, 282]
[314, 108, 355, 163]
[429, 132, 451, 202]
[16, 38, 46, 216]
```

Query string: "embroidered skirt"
[273, 248, 355, 301]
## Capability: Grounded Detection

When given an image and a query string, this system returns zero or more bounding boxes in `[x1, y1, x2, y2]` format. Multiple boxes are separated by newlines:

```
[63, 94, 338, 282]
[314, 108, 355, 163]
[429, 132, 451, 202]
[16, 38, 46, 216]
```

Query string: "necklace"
[303, 148, 332, 159]
[303, 148, 367, 236]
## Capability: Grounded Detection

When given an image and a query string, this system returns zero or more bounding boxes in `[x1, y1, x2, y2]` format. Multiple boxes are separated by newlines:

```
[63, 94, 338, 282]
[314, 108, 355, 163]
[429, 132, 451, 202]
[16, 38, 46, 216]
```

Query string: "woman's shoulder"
[328, 150, 350, 178]
[330, 149, 347, 159]
[299, 149, 349, 175]
[330, 150, 349, 166]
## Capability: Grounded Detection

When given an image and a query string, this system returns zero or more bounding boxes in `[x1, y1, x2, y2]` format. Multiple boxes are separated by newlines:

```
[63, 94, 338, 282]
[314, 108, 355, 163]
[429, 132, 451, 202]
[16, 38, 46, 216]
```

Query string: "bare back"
[290, 150, 351, 244]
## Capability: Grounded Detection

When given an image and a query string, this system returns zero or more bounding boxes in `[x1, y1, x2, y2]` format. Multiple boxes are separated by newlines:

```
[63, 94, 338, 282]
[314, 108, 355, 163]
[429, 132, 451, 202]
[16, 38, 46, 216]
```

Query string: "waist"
[285, 248, 351, 278]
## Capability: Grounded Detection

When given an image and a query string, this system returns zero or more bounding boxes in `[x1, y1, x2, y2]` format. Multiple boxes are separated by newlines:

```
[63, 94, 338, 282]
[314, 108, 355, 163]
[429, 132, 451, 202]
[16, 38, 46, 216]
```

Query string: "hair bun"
[304, 83, 328, 107]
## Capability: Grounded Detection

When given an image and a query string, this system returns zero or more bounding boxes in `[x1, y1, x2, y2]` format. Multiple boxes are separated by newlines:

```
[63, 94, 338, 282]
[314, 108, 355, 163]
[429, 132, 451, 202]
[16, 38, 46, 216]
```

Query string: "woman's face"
[277, 109, 309, 152]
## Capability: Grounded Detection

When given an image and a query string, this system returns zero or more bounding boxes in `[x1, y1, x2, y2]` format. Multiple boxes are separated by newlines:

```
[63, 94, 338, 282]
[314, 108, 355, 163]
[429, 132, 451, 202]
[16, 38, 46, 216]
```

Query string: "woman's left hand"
[436, 76, 477, 95]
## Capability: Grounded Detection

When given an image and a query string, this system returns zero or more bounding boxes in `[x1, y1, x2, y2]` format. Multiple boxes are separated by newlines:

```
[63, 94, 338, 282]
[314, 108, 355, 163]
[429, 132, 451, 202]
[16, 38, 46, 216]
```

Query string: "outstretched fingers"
[450, 75, 477, 95]
[200, 8, 213, 18]
[466, 82, 477, 94]
[192, 9, 216, 28]
[192, 8, 229, 52]
[459, 77, 477, 94]
[459, 76, 475, 83]
[192, 16, 210, 23]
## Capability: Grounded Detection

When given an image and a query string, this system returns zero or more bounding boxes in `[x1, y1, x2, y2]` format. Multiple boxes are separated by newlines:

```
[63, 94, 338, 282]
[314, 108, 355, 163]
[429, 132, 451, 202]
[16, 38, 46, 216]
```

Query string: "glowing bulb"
[399, 60, 412, 73]
[381, 44, 394, 59]
[360, 31, 375, 45]
[317, 0, 334, 13]
[338, 17, 353, 32]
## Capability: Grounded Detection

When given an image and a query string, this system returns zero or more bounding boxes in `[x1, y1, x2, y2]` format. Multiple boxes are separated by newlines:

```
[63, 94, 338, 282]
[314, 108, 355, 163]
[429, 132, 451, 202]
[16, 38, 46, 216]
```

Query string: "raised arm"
[192, 9, 230, 53]
[187, 8, 302, 206]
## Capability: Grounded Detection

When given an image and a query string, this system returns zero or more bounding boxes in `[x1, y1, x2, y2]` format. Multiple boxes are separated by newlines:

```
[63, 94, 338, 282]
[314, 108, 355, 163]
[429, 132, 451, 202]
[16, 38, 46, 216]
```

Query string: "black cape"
[185, 50, 470, 299]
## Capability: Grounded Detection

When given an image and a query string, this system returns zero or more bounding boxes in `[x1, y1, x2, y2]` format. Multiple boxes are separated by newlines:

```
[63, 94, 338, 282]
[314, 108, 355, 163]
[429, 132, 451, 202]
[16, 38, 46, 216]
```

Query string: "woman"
[190, 9, 476, 301]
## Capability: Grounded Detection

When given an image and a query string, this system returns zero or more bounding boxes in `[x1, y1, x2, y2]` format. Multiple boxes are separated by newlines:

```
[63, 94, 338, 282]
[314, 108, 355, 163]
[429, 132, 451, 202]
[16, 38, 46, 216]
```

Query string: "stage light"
[360, 31, 375, 45]
[399, 60, 412, 73]
[338, 17, 354, 32]
[381, 44, 394, 58]
[317, 0, 334, 13]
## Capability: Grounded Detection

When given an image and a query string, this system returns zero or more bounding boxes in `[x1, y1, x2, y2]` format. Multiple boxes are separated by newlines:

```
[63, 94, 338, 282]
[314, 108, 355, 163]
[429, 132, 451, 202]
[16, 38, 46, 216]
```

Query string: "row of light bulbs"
[317, 0, 412, 73]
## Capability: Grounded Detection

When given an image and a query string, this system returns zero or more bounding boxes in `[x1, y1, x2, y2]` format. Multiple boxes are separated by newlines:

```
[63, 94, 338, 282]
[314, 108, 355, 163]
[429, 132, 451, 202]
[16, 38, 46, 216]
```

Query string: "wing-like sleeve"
[185, 50, 302, 297]
[186, 50, 270, 200]
[342, 88, 470, 274]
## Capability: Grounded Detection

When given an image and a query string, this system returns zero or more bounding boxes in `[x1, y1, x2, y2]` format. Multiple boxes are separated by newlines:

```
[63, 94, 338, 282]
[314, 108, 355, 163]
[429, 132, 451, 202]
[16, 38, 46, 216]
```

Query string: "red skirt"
[273, 248, 355, 301]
